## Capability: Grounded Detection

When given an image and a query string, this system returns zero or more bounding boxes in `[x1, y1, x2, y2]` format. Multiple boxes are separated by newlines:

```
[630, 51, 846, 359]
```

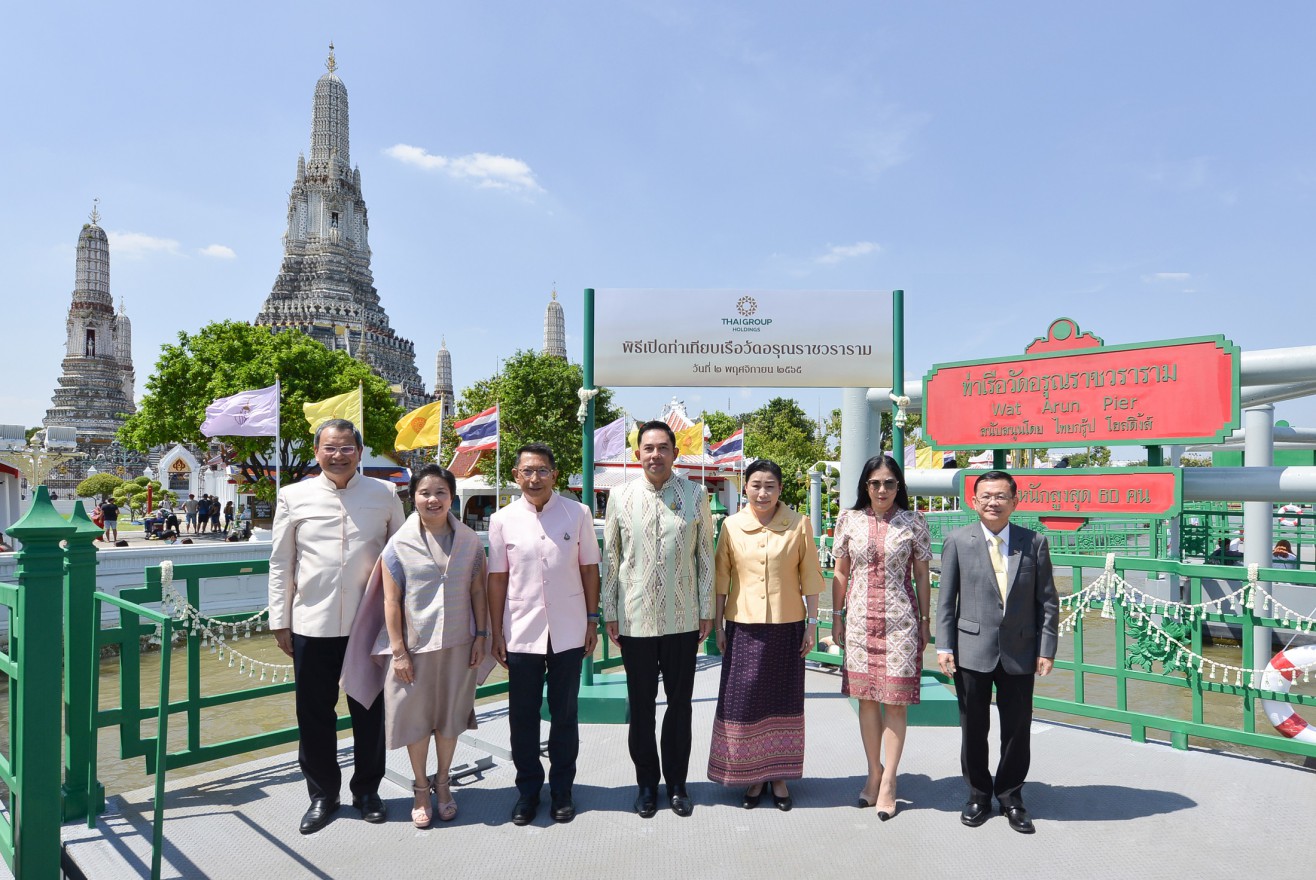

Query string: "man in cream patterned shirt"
[603, 420, 714, 819]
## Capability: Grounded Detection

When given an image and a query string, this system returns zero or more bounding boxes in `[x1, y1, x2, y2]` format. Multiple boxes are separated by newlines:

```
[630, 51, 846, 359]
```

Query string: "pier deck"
[59, 659, 1311, 880]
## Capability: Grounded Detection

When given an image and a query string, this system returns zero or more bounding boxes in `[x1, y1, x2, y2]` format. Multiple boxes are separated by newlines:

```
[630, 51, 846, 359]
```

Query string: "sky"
[3, 1, 1314, 459]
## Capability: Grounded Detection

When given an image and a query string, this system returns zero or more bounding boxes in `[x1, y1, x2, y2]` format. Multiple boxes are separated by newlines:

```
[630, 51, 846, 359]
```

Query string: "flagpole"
[274, 375, 282, 511]
[358, 381, 365, 476]
[436, 407, 443, 467]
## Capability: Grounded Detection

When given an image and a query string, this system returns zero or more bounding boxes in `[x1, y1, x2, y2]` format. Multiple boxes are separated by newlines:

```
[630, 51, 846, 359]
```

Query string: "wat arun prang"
[255, 46, 428, 410]
[41, 205, 140, 494]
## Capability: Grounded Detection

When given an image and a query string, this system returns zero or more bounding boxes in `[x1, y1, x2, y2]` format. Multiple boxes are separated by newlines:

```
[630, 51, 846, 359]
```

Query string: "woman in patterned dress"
[831, 454, 931, 820]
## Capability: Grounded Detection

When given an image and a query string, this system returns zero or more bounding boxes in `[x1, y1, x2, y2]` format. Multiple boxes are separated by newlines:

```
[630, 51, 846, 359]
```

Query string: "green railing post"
[62, 500, 104, 821]
[7, 486, 76, 879]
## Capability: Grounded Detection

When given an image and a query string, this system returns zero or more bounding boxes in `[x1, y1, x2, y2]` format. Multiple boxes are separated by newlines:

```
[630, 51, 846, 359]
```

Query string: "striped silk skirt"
[707, 620, 806, 785]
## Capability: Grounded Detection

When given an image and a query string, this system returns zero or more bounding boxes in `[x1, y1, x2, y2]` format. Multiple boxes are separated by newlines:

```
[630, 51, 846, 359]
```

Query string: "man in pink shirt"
[489, 443, 601, 826]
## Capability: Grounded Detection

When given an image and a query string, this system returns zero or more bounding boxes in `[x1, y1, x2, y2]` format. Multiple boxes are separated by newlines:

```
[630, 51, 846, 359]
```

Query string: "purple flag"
[594, 416, 626, 461]
[201, 384, 280, 437]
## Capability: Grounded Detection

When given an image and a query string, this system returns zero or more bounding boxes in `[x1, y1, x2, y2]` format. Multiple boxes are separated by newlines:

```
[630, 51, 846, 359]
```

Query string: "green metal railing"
[1039, 551, 1316, 757]
[89, 592, 174, 880]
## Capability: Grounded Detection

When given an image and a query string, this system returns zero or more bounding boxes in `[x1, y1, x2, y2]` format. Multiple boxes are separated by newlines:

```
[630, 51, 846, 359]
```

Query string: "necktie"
[987, 534, 1008, 603]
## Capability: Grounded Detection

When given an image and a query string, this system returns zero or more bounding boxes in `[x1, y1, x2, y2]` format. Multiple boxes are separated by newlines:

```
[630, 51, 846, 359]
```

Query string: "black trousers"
[952, 661, 1035, 808]
[506, 643, 585, 800]
[619, 630, 700, 789]
[293, 633, 385, 801]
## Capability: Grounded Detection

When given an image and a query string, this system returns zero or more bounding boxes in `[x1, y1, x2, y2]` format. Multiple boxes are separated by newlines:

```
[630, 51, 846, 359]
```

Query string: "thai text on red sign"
[964, 470, 1182, 518]
[924, 335, 1238, 449]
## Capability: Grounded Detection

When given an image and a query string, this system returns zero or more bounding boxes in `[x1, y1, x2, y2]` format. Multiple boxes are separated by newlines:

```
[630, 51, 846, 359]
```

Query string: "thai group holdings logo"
[723, 294, 772, 332]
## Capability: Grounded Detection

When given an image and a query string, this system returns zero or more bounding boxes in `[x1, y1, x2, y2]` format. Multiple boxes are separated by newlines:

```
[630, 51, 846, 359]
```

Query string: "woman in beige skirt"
[380, 464, 488, 827]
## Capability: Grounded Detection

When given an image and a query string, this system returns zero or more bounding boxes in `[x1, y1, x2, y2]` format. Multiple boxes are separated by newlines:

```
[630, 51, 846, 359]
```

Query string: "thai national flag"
[710, 428, 744, 464]
[454, 405, 499, 452]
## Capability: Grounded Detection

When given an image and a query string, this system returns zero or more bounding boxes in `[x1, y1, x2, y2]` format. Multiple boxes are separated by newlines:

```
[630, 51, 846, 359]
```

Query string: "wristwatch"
[805, 616, 818, 625]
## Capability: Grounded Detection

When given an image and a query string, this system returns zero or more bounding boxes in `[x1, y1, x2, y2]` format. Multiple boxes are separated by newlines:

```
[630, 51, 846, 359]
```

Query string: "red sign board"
[924, 320, 1240, 449]
[963, 469, 1182, 521]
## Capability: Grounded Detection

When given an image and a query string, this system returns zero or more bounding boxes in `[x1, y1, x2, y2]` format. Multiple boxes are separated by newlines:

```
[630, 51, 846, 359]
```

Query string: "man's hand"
[937, 652, 956, 676]
[469, 637, 486, 669]
[273, 628, 293, 658]
[605, 620, 621, 647]
[584, 626, 598, 658]
[698, 618, 713, 640]
[715, 625, 726, 654]
[491, 633, 508, 668]
[1036, 657, 1053, 676]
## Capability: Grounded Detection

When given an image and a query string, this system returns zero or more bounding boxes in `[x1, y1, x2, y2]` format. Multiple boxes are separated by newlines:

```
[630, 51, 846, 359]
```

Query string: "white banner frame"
[594, 289, 893, 388]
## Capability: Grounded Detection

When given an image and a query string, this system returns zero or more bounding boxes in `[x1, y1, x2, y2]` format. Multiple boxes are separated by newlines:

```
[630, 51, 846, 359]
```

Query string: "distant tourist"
[195, 496, 210, 535]
[937, 470, 1059, 835]
[0, 532, 11, 552]
[602, 420, 714, 819]
[184, 494, 198, 534]
[488, 443, 600, 826]
[224, 500, 235, 532]
[344, 463, 488, 829]
[1273, 540, 1298, 570]
[709, 458, 824, 812]
[268, 419, 405, 834]
[832, 454, 932, 819]
[1208, 538, 1242, 565]
[210, 496, 222, 533]
[99, 498, 120, 542]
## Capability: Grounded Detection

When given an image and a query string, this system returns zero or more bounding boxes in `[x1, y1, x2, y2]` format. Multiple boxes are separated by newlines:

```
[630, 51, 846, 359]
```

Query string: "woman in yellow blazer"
[708, 459, 825, 811]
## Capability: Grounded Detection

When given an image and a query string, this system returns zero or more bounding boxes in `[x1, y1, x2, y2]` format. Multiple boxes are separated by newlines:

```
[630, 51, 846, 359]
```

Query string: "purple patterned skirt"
[707, 620, 806, 785]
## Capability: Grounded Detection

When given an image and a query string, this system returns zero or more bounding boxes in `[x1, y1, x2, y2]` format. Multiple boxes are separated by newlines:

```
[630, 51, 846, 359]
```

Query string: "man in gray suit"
[936, 470, 1058, 834]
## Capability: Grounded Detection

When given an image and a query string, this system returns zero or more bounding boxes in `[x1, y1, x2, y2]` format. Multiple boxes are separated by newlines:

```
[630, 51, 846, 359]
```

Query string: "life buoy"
[1259, 644, 1316, 744]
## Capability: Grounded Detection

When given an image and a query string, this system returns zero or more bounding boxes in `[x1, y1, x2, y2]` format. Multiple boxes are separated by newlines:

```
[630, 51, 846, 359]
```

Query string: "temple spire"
[88, 197, 100, 226]
[326, 41, 337, 73]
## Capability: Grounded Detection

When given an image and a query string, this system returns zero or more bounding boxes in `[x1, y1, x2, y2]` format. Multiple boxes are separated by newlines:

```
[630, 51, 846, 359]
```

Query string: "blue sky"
[3, 2, 1314, 455]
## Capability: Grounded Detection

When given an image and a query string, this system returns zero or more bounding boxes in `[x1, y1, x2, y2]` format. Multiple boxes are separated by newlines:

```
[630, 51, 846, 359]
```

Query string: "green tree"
[702, 410, 739, 445]
[111, 476, 176, 521]
[738, 397, 828, 506]
[119, 321, 405, 498]
[76, 472, 123, 501]
[1064, 446, 1112, 468]
[454, 349, 621, 488]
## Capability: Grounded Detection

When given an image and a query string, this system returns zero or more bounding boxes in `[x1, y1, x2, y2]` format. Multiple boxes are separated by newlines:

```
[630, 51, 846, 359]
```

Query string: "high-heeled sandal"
[433, 778, 458, 822]
[411, 782, 433, 828]
[875, 780, 898, 821]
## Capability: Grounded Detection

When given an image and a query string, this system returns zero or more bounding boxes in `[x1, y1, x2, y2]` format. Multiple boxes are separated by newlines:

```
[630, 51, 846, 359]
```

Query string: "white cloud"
[1142, 272, 1192, 283]
[198, 244, 236, 259]
[1145, 156, 1210, 191]
[385, 144, 544, 192]
[816, 241, 881, 266]
[107, 231, 182, 259]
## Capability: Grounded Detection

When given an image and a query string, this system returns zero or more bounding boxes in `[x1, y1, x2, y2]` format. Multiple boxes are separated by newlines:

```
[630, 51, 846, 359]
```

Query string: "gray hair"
[314, 418, 363, 449]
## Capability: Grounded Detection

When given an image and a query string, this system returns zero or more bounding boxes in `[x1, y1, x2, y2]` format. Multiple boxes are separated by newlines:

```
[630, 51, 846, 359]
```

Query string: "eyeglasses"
[516, 467, 553, 478]
[866, 479, 900, 491]
[976, 493, 1014, 503]
[318, 445, 357, 456]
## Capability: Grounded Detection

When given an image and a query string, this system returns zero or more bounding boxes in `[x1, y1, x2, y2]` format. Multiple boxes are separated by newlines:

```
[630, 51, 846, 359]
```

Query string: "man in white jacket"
[269, 419, 405, 834]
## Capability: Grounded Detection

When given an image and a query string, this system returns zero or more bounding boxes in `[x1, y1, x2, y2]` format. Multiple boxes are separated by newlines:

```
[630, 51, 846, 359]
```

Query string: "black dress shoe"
[550, 795, 576, 823]
[511, 797, 539, 826]
[668, 784, 693, 817]
[352, 793, 387, 824]
[741, 785, 762, 809]
[960, 800, 990, 827]
[299, 797, 340, 834]
[1003, 805, 1035, 834]
[771, 785, 792, 812]
[634, 786, 658, 818]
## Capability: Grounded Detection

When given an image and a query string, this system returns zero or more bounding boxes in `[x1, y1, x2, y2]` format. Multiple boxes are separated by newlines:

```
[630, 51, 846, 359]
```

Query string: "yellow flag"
[915, 445, 942, 469]
[303, 387, 363, 437]
[676, 420, 704, 457]
[394, 400, 444, 452]
[627, 421, 639, 460]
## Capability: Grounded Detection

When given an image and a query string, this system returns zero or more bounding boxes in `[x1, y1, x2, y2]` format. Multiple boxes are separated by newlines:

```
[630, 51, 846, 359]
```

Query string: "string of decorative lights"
[1059, 554, 1316, 685]
[155, 561, 294, 683]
